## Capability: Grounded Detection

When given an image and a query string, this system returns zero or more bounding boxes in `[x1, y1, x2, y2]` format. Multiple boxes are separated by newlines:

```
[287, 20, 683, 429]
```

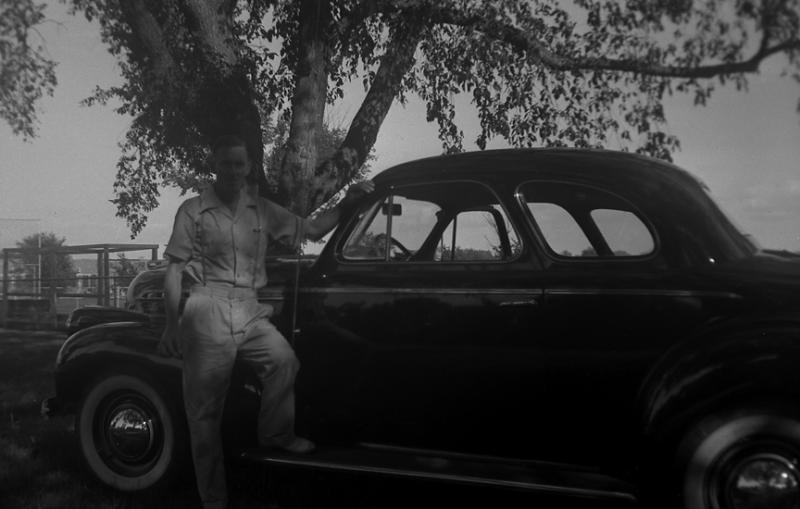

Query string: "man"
[159, 134, 373, 509]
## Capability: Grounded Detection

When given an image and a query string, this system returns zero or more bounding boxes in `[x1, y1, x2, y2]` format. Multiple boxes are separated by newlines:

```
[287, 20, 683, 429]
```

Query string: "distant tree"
[581, 247, 598, 257]
[440, 246, 496, 261]
[112, 253, 141, 278]
[109, 253, 144, 293]
[15, 232, 77, 286]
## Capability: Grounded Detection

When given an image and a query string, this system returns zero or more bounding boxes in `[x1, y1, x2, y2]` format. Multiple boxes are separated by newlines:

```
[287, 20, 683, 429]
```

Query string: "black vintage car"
[44, 149, 800, 509]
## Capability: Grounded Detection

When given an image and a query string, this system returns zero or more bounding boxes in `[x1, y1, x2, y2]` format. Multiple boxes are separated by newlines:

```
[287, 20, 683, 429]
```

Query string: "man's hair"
[210, 134, 259, 185]
[211, 134, 249, 157]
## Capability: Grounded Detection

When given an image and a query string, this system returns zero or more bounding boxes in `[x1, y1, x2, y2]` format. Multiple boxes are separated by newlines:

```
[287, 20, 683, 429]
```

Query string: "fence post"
[103, 247, 110, 307]
[2, 250, 8, 328]
[48, 251, 57, 329]
[96, 252, 103, 307]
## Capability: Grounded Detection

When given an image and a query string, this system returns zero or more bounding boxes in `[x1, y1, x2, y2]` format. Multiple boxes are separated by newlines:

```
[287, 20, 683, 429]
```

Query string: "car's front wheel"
[77, 373, 185, 491]
[676, 406, 800, 509]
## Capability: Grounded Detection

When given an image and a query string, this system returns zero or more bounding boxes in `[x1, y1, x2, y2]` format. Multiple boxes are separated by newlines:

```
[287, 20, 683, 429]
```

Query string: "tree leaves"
[0, 0, 57, 139]
[3, 0, 799, 235]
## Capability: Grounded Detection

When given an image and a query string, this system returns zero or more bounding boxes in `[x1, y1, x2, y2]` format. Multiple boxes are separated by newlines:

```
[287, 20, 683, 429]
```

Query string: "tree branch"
[359, 1, 798, 79]
[336, 0, 426, 35]
[336, 0, 380, 37]
[119, 0, 176, 81]
[424, 4, 799, 78]
[182, 0, 238, 68]
[311, 19, 424, 210]
[221, 0, 237, 18]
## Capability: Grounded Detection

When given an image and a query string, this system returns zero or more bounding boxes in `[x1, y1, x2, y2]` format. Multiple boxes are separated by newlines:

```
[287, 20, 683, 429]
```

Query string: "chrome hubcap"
[724, 453, 800, 509]
[94, 391, 163, 475]
[107, 405, 155, 462]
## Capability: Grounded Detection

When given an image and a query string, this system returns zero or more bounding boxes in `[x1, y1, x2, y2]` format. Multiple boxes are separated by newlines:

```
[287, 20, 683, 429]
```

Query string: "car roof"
[370, 148, 755, 264]
[372, 148, 704, 193]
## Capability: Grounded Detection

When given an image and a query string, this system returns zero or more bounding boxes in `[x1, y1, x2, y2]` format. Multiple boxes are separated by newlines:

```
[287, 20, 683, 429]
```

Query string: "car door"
[515, 180, 746, 466]
[293, 179, 551, 457]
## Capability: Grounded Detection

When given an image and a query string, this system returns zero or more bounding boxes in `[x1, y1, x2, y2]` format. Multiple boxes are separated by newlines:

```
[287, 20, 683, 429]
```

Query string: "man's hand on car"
[342, 180, 375, 207]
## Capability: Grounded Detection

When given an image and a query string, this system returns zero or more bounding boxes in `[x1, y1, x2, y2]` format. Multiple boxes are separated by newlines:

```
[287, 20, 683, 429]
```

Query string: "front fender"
[54, 321, 183, 413]
[639, 314, 800, 442]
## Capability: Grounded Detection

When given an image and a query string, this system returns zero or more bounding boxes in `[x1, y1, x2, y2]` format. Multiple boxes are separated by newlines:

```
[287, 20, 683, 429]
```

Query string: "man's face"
[213, 145, 250, 192]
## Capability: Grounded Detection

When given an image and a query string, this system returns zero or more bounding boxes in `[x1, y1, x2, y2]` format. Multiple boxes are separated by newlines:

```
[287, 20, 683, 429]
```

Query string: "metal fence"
[1, 243, 158, 329]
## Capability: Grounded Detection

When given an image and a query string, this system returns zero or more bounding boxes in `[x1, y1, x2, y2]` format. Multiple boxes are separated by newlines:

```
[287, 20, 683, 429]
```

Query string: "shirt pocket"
[199, 214, 232, 259]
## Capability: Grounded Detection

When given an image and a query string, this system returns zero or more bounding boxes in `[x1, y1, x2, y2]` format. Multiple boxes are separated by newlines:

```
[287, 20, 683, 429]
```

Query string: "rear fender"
[639, 316, 800, 443]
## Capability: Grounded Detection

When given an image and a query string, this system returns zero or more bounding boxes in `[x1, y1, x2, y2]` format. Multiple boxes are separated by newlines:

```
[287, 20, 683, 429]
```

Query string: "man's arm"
[158, 258, 186, 358]
[305, 181, 375, 241]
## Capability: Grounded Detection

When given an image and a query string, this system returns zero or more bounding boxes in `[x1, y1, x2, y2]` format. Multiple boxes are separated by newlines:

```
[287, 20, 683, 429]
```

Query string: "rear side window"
[590, 209, 654, 256]
[519, 181, 655, 259]
[527, 202, 595, 257]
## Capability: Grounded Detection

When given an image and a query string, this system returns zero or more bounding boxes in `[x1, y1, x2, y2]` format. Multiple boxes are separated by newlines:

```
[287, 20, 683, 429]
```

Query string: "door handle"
[499, 299, 539, 307]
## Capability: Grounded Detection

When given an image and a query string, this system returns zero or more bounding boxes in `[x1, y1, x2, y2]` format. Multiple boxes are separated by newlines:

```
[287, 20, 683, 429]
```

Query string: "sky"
[1, 4, 799, 256]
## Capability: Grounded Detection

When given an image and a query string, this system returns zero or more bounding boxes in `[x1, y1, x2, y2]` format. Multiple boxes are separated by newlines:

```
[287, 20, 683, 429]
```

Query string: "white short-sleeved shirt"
[165, 185, 308, 289]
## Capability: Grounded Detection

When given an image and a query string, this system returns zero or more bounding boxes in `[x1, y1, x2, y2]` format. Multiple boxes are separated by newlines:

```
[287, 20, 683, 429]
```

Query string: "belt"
[191, 284, 258, 300]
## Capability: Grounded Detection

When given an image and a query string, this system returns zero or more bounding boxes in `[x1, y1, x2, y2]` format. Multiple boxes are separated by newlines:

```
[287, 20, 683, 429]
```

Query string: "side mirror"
[381, 203, 402, 216]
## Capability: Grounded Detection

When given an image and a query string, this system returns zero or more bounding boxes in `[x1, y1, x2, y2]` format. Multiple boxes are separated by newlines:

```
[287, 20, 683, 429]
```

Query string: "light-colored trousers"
[180, 285, 300, 509]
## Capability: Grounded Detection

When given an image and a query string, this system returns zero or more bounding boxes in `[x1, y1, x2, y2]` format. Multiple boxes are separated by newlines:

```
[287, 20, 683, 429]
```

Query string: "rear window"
[519, 181, 655, 259]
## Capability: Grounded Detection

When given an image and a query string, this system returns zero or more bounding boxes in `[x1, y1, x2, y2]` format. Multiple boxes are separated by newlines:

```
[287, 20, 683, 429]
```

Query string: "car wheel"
[676, 407, 800, 509]
[77, 373, 185, 491]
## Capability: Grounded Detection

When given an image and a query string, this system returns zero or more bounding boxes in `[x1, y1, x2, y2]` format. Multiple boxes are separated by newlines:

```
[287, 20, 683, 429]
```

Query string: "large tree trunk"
[277, 0, 331, 215]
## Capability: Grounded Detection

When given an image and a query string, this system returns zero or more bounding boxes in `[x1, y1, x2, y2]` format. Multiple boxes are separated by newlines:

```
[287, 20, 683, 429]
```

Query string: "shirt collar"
[199, 184, 258, 213]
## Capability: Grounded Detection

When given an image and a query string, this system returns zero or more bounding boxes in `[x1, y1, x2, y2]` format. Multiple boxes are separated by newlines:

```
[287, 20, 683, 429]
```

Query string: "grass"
[0, 329, 395, 509]
[0, 329, 207, 509]
[0, 329, 625, 509]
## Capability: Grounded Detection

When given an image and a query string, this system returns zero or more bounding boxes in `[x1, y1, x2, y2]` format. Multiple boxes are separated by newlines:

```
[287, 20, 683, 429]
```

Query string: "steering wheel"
[374, 233, 412, 260]
[389, 236, 411, 259]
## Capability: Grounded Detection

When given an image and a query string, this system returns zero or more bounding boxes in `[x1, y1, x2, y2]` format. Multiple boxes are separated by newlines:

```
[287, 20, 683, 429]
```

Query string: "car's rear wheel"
[676, 407, 800, 509]
[77, 373, 185, 491]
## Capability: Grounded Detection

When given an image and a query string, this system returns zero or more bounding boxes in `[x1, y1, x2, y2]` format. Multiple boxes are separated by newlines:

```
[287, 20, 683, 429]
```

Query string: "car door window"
[341, 195, 440, 261]
[437, 208, 521, 261]
[342, 181, 520, 263]
[520, 181, 655, 259]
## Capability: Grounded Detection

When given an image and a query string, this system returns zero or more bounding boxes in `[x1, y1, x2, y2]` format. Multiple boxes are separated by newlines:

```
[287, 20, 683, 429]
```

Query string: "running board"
[239, 443, 638, 503]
